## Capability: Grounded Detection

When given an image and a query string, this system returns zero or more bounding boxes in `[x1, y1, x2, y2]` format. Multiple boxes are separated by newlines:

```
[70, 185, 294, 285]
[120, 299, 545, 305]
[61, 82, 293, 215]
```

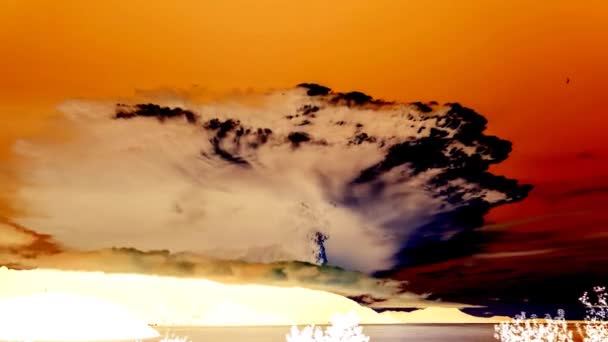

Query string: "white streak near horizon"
[0, 267, 507, 326]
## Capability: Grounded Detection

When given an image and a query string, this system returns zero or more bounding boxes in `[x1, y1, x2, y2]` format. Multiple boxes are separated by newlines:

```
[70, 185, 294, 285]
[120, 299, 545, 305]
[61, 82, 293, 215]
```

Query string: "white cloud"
[12, 87, 525, 274]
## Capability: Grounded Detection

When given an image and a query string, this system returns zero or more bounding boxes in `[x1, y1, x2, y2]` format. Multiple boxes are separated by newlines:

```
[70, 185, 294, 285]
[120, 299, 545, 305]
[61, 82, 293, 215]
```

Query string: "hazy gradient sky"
[1, 0, 607, 258]
[2, 1, 608, 314]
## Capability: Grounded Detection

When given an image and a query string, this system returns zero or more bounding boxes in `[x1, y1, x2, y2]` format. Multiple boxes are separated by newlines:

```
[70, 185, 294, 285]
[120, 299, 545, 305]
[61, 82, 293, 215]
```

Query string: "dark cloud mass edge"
[112, 83, 533, 275]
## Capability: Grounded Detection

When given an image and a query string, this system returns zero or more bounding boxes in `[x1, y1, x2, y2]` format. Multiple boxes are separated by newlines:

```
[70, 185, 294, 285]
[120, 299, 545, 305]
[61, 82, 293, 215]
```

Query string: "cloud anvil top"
[10, 84, 529, 277]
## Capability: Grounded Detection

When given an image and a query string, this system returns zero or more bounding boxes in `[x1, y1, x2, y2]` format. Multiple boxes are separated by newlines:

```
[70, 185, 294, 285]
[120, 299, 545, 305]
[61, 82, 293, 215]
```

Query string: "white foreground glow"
[0, 267, 506, 326]
[0, 292, 159, 341]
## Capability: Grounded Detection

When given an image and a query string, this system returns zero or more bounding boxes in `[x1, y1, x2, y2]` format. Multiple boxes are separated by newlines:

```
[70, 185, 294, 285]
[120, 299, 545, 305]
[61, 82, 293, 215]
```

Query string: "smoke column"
[13, 84, 531, 274]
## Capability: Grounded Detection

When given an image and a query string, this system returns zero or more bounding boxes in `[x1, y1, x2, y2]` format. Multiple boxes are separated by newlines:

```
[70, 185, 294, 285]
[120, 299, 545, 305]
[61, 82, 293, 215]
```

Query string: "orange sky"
[1, 0, 607, 220]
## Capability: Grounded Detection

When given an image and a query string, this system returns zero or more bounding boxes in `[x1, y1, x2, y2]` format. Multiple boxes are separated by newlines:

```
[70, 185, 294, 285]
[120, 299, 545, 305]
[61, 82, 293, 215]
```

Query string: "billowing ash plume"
[13, 84, 531, 274]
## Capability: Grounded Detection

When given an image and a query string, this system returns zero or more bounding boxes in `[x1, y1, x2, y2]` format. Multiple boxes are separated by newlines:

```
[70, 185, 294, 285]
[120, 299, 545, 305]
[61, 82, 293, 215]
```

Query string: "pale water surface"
[153, 324, 496, 342]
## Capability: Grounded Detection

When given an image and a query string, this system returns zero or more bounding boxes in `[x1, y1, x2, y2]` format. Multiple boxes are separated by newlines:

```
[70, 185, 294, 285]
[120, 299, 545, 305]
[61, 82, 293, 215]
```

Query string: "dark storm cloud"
[287, 131, 312, 146]
[339, 101, 531, 271]
[114, 84, 531, 272]
[297, 83, 393, 106]
[200, 118, 274, 165]
[16, 84, 530, 277]
[115, 103, 198, 124]
[297, 83, 332, 96]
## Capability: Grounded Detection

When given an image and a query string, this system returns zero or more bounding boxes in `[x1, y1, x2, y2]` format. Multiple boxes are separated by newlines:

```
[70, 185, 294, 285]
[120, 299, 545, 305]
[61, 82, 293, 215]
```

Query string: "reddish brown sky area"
[1, 1, 607, 303]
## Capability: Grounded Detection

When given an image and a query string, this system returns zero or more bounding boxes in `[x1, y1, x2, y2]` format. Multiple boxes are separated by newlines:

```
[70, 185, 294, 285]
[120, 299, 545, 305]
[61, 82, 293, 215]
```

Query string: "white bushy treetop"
[493, 310, 573, 342]
[577, 286, 608, 342]
[494, 286, 608, 342]
[286, 311, 370, 342]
